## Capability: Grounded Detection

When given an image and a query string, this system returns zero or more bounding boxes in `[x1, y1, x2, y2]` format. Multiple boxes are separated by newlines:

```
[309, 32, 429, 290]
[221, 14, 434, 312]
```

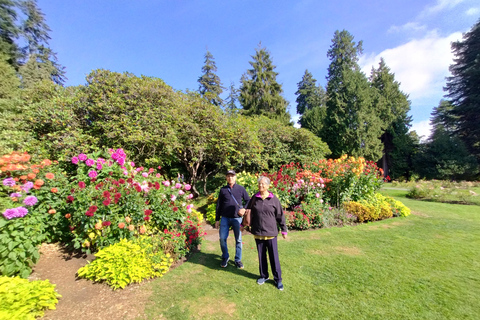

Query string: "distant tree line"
[1, 1, 479, 187]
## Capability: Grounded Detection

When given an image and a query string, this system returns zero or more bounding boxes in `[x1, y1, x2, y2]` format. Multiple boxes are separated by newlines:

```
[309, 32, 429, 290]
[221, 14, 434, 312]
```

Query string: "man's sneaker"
[220, 258, 229, 268]
[235, 261, 244, 269]
[276, 281, 284, 291]
[257, 277, 269, 285]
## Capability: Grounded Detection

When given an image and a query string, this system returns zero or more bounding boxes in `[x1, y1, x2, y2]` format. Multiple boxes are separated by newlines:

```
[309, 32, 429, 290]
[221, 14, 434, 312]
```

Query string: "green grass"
[144, 191, 480, 319]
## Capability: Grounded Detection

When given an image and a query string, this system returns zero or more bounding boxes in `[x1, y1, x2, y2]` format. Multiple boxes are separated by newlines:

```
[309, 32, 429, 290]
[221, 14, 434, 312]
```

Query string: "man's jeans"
[219, 217, 243, 262]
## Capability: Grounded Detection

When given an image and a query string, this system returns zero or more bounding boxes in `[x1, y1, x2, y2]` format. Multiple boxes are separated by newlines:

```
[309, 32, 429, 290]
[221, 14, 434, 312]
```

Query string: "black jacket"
[249, 192, 287, 237]
[216, 184, 250, 221]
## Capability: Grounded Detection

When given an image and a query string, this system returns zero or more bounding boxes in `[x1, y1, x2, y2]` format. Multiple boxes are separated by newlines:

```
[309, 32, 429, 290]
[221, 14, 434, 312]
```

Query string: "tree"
[224, 82, 239, 114]
[0, 0, 20, 68]
[18, 0, 65, 86]
[322, 30, 381, 160]
[444, 19, 480, 160]
[197, 50, 223, 106]
[295, 69, 326, 135]
[369, 58, 411, 177]
[429, 99, 458, 136]
[239, 44, 290, 125]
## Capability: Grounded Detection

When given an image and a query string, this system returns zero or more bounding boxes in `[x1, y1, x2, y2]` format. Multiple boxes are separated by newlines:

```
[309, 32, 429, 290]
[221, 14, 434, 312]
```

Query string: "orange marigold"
[51, 188, 58, 193]
[45, 172, 55, 179]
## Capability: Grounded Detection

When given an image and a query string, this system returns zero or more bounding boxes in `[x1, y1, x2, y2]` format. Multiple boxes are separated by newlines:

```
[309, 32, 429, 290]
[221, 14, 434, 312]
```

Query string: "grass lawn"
[144, 189, 480, 319]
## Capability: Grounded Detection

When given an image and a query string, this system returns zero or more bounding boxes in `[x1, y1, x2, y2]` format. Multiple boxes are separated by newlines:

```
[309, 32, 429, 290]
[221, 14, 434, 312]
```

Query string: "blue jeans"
[219, 217, 243, 262]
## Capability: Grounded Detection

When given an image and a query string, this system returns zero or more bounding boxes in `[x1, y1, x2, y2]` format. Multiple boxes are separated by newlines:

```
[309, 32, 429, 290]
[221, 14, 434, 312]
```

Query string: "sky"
[38, 0, 479, 140]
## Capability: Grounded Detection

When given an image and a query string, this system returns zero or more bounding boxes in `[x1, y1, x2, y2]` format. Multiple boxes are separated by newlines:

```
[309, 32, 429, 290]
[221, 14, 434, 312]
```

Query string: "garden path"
[29, 223, 222, 320]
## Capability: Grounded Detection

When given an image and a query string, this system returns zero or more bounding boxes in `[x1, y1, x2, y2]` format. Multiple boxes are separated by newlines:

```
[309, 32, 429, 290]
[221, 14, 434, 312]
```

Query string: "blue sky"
[39, 0, 479, 139]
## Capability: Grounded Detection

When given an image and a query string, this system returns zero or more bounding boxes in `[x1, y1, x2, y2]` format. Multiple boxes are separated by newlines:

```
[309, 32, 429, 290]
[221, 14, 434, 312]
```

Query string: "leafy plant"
[0, 276, 61, 319]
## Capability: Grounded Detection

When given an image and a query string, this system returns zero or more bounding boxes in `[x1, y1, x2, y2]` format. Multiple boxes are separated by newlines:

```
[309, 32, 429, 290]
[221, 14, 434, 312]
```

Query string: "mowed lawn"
[144, 189, 480, 320]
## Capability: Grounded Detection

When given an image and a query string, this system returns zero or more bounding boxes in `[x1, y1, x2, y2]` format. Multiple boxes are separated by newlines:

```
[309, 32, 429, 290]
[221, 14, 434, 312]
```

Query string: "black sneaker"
[235, 261, 244, 269]
[276, 281, 284, 291]
[220, 258, 229, 268]
[257, 277, 269, 285]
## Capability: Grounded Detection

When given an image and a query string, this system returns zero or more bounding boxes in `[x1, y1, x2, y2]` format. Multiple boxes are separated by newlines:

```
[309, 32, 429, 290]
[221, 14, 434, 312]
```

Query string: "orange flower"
[128, 225, 135, 231]
[42, 159, 52, 166]
[20, 175, 27, 180]
[48, 209, 56, 214]
[20, 153, 31, 162]
[65, 213, 71, 219]
[32, 169, 39, 174]
[118, 222, 125, 229]
[34, 179, 44, 186]
[27, 173, 36, 180]
[45, 173, 55, 179]
[33, 185, 41, 190]
[125, 217, 132, 223]
[11, 197, 18, 202]
[95, 222, 102, 230]
[139, 225, 146, 234]
[51, 188, 58, 193]
[13, 177, 19, 182]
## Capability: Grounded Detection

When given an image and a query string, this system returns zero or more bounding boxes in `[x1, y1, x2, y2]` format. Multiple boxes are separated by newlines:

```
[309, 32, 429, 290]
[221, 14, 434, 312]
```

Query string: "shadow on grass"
[185, 251, 259, 281]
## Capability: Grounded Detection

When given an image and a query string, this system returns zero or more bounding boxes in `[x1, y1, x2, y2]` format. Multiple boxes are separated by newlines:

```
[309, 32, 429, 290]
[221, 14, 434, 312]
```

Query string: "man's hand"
[215, 221, 219, 229]
[238, 208, 246, 217]
[282, 233, 287, 239]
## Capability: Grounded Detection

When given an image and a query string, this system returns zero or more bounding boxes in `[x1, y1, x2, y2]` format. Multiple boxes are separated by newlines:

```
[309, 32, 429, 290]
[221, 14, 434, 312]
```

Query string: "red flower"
[103, 198, 111, 206]
[134, 184, 142, 192]
[114, 192, 122, 199]
[144, 216, 150, 221]
[66, 195, 74, 203]
[102, 221, 111, 226]
[127, 178, 133, 184]
[144, 209, 152, 216]
[85, 211, 94, 217]
[119, 178, 125, 184]
[90, 178, 96, 183]
[173, 207, 178, 212]
[103, 190, 111, 198]
[78, 181, 86, 189]
[114, 198, 119, 204]
[154, 182, 160, 190]
[89, 205, 98, 213]
[108, 171, 113, 176]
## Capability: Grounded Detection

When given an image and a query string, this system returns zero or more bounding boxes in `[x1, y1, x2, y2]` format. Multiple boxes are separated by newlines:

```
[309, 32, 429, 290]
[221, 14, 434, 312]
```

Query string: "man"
[215, 170, 250, 268]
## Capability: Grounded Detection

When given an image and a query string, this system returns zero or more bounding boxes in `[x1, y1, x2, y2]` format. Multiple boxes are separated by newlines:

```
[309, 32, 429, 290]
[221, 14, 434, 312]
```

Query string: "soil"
[30, 223, 221, 320]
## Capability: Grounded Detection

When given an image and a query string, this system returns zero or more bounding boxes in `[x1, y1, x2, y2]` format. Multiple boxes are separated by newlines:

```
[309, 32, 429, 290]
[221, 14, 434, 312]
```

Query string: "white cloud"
[388, 22, 427, 34]
[410, 120, 433, 141]
[465, 7, 480, 15]
[420, 0, 465, 17]
[360, 31, 462, 101]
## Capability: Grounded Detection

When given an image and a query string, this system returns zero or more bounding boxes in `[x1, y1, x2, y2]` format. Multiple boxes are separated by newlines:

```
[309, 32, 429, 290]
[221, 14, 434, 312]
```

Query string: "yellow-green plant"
[206, 203, 216, 225]
[0, 276, 61, 319]
[77, 238, 170, 290]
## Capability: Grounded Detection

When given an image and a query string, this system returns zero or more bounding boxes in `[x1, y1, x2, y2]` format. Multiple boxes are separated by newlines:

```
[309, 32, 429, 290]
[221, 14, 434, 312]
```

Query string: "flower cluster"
[2, 207, 28, 220]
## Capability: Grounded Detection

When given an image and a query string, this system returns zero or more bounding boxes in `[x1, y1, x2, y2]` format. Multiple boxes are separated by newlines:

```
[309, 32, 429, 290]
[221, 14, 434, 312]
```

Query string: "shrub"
[205, 203, 216, 225]
[77, 238, 172, 290]
[344, 193, 407, 222]
[321, 206, 357, 228]
[343, 201, 378, 223]
[0, 276, 61, 319]
[406, 185, 430, 199]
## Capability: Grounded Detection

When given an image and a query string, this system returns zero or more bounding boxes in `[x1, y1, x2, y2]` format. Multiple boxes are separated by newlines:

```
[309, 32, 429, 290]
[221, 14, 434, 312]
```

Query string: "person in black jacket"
[215, 170, 250, 269]
[246, 176, 288, 290]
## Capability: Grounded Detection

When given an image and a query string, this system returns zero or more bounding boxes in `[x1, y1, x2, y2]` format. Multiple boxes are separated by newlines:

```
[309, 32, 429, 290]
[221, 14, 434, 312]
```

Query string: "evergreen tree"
[224, 82, 239, 113]
[197, 50, 223, 106]
[430, 99, 458, 136]
[239, 44, 290, 125]
[444, 19, 480, 160]
[18, 0, 65, 86]
[322, 30, 381, 160]
[0, 0, 20, 68]
[369, 58, 411, 176]
[295, 69, 326, 134]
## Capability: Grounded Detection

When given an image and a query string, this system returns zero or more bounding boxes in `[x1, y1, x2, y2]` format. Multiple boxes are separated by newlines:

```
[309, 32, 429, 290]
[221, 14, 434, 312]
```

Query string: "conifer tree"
[224, 82, 239, 113]
[239, 44, 290, 125]
[322, 30, 381, 160]
[198, 50, 223, 106]
[295, 69, 326, 135]
[444, 19, 480, 160]
[0, 0, 20, 68]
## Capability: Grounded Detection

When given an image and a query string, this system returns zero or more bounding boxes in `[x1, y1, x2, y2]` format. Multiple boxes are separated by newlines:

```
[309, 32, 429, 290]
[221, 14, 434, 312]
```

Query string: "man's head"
[226, 170, 236, 186]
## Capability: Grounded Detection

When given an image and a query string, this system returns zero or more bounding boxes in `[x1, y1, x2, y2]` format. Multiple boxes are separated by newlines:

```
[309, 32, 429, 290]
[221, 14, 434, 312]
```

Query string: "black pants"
[255, 237, 282, 282]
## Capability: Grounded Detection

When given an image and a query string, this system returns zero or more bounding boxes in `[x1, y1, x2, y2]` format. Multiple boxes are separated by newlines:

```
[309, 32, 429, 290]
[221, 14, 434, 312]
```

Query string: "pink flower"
[175, 183, 182, 189]
[178, 190, 185, 195]
[316, 193, 320, 198]
[187, 208, 192, 214]
[71, 156, 79, 164]
[162, 181, 170, 187]
[171, 195, 176, 201]
[319, 178, 324, 184]
[320, 199, 324, 203]
[184, 184, 191, 191]
[96, 163, 103, 170]
[130, 162, 135, 167]
[123, 170, 128, 176]
[85, 158, 95, 166]
[156, 173, 161, 178]
[142, 172, 148, 178]
[23, 196, 38, 206]
[78, 181, 86, 189]
[328, 207, 332, 210]
[88, 170, 98, 178]
[78, 153, 87, 161]
[21, 181, 33, 192]
[187, 194, 193, 199]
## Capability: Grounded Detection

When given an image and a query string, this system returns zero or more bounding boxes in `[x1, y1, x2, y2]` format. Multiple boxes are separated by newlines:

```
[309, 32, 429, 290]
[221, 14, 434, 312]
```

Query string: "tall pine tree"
[197, 50, 223, 106]
[0, 0, 20, 68]
[239, 44, 290, 125]
[322, 30, 381, 160]
[444, 19, 480, 161]
[295, 69, 326, 135]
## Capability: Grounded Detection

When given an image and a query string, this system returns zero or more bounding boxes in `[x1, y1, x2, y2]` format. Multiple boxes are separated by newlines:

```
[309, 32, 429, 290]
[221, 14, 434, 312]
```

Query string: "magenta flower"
[2, 178, 15, 187]
[315, 193, 320, 198]
[85, 158, 95, 166]
[23, 196, 38, 206]
[71, 156, 79, 164]
[184, 184, 191, 191]
[88, 170, 98, 178]
[97, 158, 106, 164]
[16, 207, 28, 218]
[96, 163, 103, 170]
[156, 173, 161, 178]
[10, 192, 22, 198]
[163, 181, 170, 187]
[142, 172, 148, 178]
[130, 161, 135, 167]
[21, 181, 33, 192]
[171, 195, 176, 201]
[3, 207, 28, 219]
[175, 183, 182, 189]
[178, 190, 185, 195]
[187, 194, 194, 199]
[78, 153, 87, 161]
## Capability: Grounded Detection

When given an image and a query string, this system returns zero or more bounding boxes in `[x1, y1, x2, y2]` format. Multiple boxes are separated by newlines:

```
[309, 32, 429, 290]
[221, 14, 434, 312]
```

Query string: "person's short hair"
[258, 176, 270, 185]
[226, 170, 236, 176]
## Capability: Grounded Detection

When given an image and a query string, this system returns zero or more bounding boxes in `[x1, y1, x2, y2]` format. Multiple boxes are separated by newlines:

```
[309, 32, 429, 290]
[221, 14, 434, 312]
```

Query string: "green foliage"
[0, 276, 61, 319]
[405, 180, 480, 206]
[205, 202, 216, 225]
[77, 238, 170, 290]
[239, 44, 291, 125]
[295, 69, 327, 134]
[197, 50, 224, 106]
[343, 192, 405, 222]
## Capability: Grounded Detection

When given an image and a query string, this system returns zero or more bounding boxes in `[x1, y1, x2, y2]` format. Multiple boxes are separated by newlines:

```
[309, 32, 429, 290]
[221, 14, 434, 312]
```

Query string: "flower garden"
[0, 150, 411, 319]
